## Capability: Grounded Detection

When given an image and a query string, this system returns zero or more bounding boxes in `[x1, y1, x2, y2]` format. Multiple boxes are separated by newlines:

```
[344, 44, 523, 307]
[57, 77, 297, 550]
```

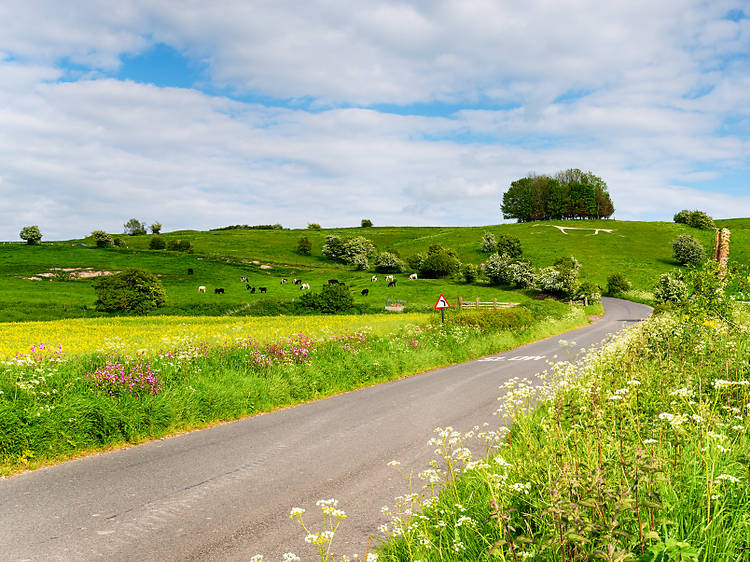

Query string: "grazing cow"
[188, 268, 194, 275]
[259, 287, 267, 293]
[409, 273, 418, 280]
[300, 283, 311, 290]
[251, 287, 256, 294]
[371, 275, 377, 282]
[388, 280, 396, 287]
[241, 276, 248, 282]
[384, 275, 394, 282]
[246, 284, 252, 290]
[361, 288, 369, 296]
[293, 278, 302, 285]
[198, 286, 206, 293]
[214, 288, 224, 294]
[328, 279, 339, 285]
[280, 278, 288, 284]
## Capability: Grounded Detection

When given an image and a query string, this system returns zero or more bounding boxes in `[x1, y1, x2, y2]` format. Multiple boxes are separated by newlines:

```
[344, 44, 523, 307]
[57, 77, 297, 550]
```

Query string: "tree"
[606, 272, 631, 295]
[484, 253, 513, 285]
[673, 210, 691, 224]
[93, 268, 166, 314]
[419, 249, 460, 278]
[496, 234, 522, 259]
[297, 236, 312, 256]
[149, 236, 166, 250]
[19, 225, 42, 245]
[480, 231, 496, 253]
[687, 211, 715, 230]
[461, 263, 478, 283]
[361, 219, 373, 228]
[341, 236, 376, 264]
[321, 235, 344, 261]
[307, 223, 322, 230]
[672, 234, 704, 266]
[124, 218, 147, 236]
[150, 222, 162, 234]
[374, 252, 405, 273]
[653, 273, 687, 305]
[92, 230, 113, 248]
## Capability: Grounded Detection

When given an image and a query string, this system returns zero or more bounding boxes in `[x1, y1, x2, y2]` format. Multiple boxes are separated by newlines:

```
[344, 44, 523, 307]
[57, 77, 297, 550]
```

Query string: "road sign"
[434, 294, 450, 309]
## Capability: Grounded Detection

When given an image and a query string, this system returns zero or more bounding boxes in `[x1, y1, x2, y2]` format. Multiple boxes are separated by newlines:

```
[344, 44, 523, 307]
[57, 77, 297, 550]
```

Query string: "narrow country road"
[0, 297, 651, 561]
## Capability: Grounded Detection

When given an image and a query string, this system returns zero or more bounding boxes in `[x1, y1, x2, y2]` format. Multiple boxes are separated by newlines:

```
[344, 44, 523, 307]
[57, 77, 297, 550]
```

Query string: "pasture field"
[0, 299, 595, 475]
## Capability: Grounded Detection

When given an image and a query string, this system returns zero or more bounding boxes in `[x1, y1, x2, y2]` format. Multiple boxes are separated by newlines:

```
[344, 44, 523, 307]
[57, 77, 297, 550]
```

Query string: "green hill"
[1, 219, 745, 322]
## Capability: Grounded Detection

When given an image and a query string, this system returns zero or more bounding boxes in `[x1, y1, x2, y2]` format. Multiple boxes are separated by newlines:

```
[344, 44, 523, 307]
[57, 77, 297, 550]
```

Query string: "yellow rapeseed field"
[0, 313, 430, 359]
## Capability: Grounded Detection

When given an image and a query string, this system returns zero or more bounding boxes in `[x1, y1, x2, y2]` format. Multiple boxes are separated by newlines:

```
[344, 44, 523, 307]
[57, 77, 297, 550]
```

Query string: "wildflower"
[250, 556, 263, 562]
[670, 387, 693, 398]
[627, 379, 641, 386]
[387, 460, 401, 467]
[715, 474, 740, 484]
[282, 554, 300, 562]
[289, 507, 305, 519]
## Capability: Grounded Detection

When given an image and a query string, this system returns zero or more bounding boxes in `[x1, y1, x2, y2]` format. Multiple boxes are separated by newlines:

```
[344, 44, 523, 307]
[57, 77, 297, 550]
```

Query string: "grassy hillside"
[1, 219, 745, 322]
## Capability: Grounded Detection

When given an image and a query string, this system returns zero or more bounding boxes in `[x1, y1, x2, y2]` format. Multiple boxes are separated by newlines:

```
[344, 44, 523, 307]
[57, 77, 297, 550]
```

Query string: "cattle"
[214, 288, 224, 294]
[361, 288, 369, 296]
[328, 279, 339, 285]
[384, 275, 394, 282]
[371, 275, 377, 282]
[241, 276, 248, 282]
[280, 278, 288, 284]
[198, 286, 206, 293]
[188, 268, 194, 275]
[246, 284, 252, 290]
[409, 273, 418, 280]
[300, 283, 311, 290]
[251, 287, 256, 294]
[259, 287, 267, 293]
[388, 280, 397, 287]
[293, 278, 302, 285]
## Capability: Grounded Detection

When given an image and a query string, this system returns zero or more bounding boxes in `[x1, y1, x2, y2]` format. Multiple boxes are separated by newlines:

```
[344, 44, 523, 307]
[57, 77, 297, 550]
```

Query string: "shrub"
[149, 236, 167, 250]
[653, 272, 688, 305]
[508, 260, 536, 288]
[150, 222, 162, 234]
[536, 256, 580, 297]
[341, 236, 376, 265]
[321, 235, 344, 261]
[307, 223, 322, 230]
[19, 225, 42, 245]
[124, 218, 147, 236]
[484, 253, 513, 285]
[406, 253, 425, 271]
[361, 219, 373, 228]
[688, 210, 715, 230]
[419, 250, 460, 278]
[672, 234, 704, 266]
[497, 234, 522, 259]
[673, 209, 691, 224]
[446, 307, 535, 331]
[93, 268, 166, 314]
[299, 283, 354, 313]
[297, 236, 312, 256]
[575, 280, 602, 303]
[91, 230, 113, 248]
[461, 263, 478, 283]
[374, 252, 405, 273]
[480, 231, 496, 253]
[112, 237, 126, 248]
[167, 239, 191, 251]
[351, 253, 369, 271]
[606, 272, 631, 294]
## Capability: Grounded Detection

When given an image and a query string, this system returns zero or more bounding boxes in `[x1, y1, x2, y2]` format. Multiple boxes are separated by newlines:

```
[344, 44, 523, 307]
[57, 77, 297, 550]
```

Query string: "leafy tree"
[508, 260, 536, 288]
[461, 263, 478, 283]
[361, 219, 373, 228]
[484, 253, 513, 285]
[307, 223, 322, 230]
[575, 280, 602, 303]
[124, 218, 147, 236]
[351, 254, 369, 271]
[341, 236, 376, 264]
[149, 235, 166, 250]
[672, 234, 704, 266]
[653, 273, 687, 305]
[297, 236, 312, 256]
[93, 268, 166, 314]
[419, 249, 460, 278]
[19, 225, 42, 245]
[687, 210, 715, 230]
[496, 234, 522, 259]
[113, 237, 126, 248]
[536, 256, 581, 297]
[673, 209, 691, 224]
[406, 253, 425, 271]
[321, 235, 344, 261]
[374, 252, 405, 273]
[606, 272, 631, 295]
[150, 222, 162, 234]
[92, 230, 113, 248]
[480, 231, 496, 253]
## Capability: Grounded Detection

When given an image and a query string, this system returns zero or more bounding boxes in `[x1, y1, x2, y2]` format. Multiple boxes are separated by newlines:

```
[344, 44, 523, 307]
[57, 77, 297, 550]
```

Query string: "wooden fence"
[457, 297, 519, 310]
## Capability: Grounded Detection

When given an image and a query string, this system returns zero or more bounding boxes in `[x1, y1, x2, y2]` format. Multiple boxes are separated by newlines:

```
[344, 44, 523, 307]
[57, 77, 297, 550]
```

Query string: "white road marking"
[478, 355, 545, 362]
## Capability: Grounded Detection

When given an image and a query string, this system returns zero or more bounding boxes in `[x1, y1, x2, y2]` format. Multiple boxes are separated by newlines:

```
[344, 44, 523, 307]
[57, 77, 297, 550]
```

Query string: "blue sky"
[0, 1, 749, 240]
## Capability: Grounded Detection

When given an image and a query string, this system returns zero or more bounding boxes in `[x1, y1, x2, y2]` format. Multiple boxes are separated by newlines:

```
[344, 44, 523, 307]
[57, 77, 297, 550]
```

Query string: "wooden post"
[458, 296, 463, 309]
[476, 297, 480, 309]
[584, 296, 588, 306]
[494, 297, 498, 309]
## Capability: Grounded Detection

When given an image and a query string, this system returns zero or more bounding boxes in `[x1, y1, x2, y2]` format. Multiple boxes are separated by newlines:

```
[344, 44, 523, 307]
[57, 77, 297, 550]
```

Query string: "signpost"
[434, 294, 450, 327]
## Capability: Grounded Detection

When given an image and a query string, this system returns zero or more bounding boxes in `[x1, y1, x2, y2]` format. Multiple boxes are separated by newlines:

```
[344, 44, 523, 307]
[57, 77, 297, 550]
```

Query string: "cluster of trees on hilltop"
[501, 169, 615, 222]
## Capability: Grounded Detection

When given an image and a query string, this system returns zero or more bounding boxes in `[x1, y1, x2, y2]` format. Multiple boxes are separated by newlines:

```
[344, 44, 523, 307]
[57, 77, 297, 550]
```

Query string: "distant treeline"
[501, 169, 615, 222]
[210, 224, 285, 231]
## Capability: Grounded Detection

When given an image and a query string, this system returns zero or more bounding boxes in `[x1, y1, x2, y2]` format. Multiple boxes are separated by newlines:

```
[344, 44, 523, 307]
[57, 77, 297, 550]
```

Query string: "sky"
[1, 1, 749, 241]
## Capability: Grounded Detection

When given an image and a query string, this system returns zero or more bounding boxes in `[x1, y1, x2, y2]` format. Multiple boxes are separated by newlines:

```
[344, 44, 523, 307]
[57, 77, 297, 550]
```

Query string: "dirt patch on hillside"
[23, 268, 119, 281]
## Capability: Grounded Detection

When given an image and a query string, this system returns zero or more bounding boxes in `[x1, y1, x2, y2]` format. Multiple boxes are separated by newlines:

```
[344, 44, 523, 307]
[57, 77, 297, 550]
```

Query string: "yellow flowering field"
[0, 313, 430, 359]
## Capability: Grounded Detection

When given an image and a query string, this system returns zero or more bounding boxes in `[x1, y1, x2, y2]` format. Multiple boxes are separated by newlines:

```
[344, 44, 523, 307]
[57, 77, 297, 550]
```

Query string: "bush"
[361, 219, 373, 228]
[149, 236, 167, 250]
[406, 253, 425, 271]
[321, 235, 344, 261]
[341, 236, 376, 265]
[374, 252, 405, 273]
[673, 209, 691, 224]
[461, 263, 478, 283]
[150, 222, 162, 234]
[91, 230, 113, 248]
[508, 260, 536, 288]
[307, 223, 322, 230]
[419, 251, 460, 278]
[124, 218, 147, 236]
[653, 272, 688, 305]
[167, 239, 191, 251]
[93, 268, 166, 314]
[480, 231, 496, 253]
[575, 280, 602, 303]
[112, 237, 126, 248]
[688, 210, 715, 230]
[535, 256, 580, 298]
[484, 253, 513, 285]
[297, 236, 312, 256]
[351, 254, 369, 271]
[497, 234, 522, 259]
[606, 272, 631, 294]
[446, 307, 535, 331]
[19, 225, 42, 245]
[672, 234, 704, 266]
[299, 283, 354, 313]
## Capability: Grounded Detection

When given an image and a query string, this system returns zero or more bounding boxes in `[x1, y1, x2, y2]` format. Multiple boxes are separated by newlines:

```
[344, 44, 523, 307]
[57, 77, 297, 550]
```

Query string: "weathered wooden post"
[493, 297, 498, 309]
[713, 228, 731, 278]
[476, 297, 480, 308]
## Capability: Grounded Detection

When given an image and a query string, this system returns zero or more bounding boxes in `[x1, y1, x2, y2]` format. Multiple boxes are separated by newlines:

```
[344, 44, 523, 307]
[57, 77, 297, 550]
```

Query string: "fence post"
[494, 297, 498, 309]
[476, 297, 480, 309]
[584, 296, 588, 306]
[458, 296, 463, 309]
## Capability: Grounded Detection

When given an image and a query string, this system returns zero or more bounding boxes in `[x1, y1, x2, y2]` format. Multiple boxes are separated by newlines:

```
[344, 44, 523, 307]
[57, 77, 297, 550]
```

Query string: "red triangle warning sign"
[434, 294, 450, 309]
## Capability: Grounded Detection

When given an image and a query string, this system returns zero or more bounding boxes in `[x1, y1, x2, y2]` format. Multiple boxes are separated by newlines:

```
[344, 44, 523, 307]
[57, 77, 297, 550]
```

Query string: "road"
[0, 297, 651, 561]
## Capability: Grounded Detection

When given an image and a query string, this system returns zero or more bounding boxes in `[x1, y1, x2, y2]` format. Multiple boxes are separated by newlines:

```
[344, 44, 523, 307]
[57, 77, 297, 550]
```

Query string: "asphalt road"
[0, 297, 651, 561]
